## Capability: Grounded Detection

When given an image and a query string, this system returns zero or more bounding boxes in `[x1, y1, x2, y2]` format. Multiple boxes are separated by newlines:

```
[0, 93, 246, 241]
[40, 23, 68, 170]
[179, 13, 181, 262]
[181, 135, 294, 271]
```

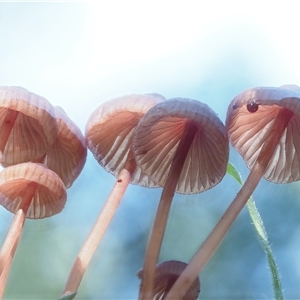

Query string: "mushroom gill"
[133, 98, 228, 300]
[165, 85, 300, 300]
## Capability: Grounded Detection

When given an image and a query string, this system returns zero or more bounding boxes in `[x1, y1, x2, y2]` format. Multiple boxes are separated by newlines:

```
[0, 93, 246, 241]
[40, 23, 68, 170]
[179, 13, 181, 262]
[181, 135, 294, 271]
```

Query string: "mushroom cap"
[85, 94, 164, 187]
[0, 86, 58, 166]
[41, 106, 87, 188]
[226, 85, 300, 183]
[137, 260, 200, 300]
[0, 162, 67, 219]
[132, 98, 229, 194]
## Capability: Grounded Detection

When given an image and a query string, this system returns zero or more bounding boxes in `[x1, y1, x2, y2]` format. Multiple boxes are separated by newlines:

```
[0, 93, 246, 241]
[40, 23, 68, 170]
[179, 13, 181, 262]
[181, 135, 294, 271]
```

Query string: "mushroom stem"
[0, 210, 25, 274]
[0, 109, 19, 162]
[139, 120, 198, 300]
[61, 155, 137, 297]
[0, 181, 37, 285]
[164, 107, 293, 300]
[0, 230, 20, 298]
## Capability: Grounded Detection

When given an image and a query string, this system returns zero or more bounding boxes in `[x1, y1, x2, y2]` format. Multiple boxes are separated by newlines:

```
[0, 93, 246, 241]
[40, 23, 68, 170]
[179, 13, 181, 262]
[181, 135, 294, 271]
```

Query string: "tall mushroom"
[0, 86, 58, 166]
[0, 162, 67, 297]
[164, 85, 300, 300]
[137, 260, 200, 300]
[132, 98, 229, 300]
[61, 93, 164, 298]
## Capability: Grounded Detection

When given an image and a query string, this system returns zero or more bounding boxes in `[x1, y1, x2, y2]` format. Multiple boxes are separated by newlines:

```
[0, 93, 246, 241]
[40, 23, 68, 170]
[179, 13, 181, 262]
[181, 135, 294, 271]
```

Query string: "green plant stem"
[165, 108, 291, 300]
[228, 162, 283, 300]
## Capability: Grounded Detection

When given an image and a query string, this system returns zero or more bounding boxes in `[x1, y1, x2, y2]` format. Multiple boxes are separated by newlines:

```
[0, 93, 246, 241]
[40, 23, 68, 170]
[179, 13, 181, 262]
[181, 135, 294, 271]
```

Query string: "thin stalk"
[165, 108, 292, 300]
[61, 154, 137, 298]
[0, 181, 37, 296]
[0, 229, 20, 298]
[0, 210, 25, 275]
[138, 121, 198, 300]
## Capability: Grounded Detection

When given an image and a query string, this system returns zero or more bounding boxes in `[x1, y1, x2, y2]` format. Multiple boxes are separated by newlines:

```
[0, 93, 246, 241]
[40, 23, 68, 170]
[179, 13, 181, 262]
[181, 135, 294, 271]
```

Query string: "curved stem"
[139, 121, 198, 300]
[165, 107, 293, 300]
[164, 164, 262, 300]
[61, 156, 136, 297]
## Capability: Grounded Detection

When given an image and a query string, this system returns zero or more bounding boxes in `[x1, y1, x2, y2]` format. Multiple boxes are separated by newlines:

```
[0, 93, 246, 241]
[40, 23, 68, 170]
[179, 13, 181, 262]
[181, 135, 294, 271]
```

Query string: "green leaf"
[227, 162, 284, 300]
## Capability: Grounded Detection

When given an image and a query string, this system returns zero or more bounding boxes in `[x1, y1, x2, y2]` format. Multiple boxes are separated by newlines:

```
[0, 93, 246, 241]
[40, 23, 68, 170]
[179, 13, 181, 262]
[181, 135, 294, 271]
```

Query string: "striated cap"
[0, 86, 58, 166]
[40, 106, 87, 188]
[0, 162, 67, 219]
[85, 93, 164, 187]
[226, 85, 300, 183]
[133, 98, 229, 194]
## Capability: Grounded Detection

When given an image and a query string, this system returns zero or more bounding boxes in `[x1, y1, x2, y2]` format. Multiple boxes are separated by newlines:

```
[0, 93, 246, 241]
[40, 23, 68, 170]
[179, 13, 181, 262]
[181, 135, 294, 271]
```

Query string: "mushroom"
[132, 98, 229, 300]
[61, 93, 164, 297]
[0, 162, 67, 296]
[37, 106, 87, 188]
[137, 260, 200, 300]
[164, 85, 300, 300]
[0, 86, 58, 166]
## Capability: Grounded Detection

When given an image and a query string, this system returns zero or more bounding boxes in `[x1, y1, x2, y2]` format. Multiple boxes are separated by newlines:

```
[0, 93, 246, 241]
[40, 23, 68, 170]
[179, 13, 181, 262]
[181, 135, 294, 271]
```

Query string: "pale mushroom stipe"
[165, 85, 300, 300]
[133, 98, 229, 300]
[61, 94, 164, 298]
[0, 162, 67, 297]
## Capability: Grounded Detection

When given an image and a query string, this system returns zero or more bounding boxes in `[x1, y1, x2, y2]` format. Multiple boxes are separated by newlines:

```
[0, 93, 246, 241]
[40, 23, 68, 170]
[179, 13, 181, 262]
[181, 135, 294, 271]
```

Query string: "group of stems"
[164, 107, 293, 299]
[0, 104, 290, 299]
[139, 121, 199, 300]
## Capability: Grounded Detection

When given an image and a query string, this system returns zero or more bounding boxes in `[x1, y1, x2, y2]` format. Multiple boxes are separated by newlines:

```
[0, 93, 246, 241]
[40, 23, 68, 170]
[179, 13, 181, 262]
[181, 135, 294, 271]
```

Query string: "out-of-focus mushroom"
[0, 162, 66, 296]
[132, 98, 229, 300]
[61, 93, 164, 297]
[0, 86, 58, 166]
[37, 106, 87, 188]
[164, 85, 300, 300]
[137, 260, 200, 300]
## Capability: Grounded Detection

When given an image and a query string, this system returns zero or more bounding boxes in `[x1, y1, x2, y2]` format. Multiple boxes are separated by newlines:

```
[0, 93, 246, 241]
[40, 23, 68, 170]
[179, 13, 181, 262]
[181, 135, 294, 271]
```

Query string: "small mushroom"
[132, 98, 229, 299]
[164, 85, 300, 300]
[37, 106, 87, 188]
[0, 162, 66, 296]
[0, 86, 58, 166]
[61, 93, 164, 297]
[137, 260, 200, 300]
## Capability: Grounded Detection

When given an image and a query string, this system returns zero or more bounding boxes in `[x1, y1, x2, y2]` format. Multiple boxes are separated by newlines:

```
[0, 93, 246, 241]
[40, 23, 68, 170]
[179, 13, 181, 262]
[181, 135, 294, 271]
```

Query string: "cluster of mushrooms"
[0, 87, 87, 298]
[0, 85, 299, 299]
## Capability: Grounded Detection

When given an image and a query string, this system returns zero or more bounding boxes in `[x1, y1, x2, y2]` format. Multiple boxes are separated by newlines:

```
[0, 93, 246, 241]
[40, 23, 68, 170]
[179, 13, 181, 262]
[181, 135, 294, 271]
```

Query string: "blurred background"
[1, 1, 300, 299]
